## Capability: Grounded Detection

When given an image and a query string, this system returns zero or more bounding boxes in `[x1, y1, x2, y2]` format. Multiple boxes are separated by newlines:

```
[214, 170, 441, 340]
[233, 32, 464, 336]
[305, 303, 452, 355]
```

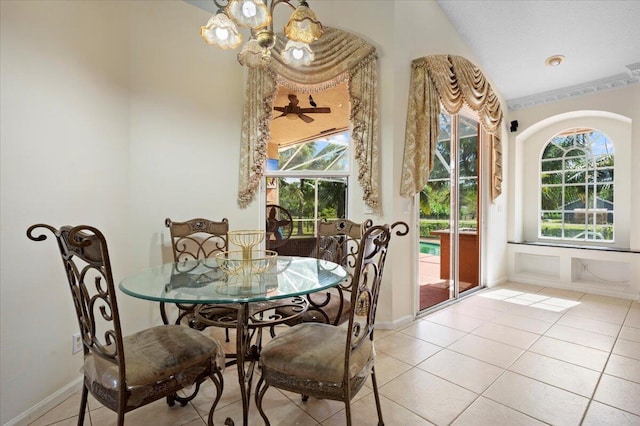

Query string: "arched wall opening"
[512, 110, 632, 248]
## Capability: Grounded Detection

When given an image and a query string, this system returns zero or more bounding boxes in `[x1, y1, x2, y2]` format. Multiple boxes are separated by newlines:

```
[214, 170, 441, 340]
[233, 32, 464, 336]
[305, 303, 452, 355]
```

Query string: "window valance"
[400, 55, 504, 201]
[238, 27, 380, 213]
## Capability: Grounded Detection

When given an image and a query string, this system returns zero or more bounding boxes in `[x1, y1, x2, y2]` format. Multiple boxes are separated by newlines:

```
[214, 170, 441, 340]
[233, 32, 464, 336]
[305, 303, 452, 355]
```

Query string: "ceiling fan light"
[227, 0, 271, 30]
[282, 40, 314, 67]
[284, 1, 323, 44]
[200, 13, 243, 49]
[238, 38, 272, 68]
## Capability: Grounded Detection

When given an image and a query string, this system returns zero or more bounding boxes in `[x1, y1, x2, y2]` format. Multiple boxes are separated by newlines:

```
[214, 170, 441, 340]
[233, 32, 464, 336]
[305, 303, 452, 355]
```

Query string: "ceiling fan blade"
[273, 113, 286, 119]
[298, 107, 331, 114]
[273, 106, 287, 112]
[299, 113, 314, 123]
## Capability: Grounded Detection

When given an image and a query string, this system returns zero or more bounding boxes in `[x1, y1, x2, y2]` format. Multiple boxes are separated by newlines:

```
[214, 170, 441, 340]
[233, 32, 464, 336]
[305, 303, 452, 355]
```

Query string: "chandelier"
[200, 0, 324, 69]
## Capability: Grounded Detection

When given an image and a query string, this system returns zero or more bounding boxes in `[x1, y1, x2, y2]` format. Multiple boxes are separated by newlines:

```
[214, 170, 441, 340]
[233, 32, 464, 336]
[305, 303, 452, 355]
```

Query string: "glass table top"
[119, 256, 347, 304]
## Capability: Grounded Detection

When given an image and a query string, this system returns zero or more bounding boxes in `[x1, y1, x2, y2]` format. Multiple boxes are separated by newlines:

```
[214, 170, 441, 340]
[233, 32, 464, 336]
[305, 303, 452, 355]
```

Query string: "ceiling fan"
[273, 94, 331, 123]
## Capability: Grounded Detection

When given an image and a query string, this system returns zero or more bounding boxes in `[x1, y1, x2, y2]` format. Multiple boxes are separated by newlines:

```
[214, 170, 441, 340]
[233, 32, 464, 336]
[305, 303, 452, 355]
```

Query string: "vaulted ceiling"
[437, 0, 640, 110]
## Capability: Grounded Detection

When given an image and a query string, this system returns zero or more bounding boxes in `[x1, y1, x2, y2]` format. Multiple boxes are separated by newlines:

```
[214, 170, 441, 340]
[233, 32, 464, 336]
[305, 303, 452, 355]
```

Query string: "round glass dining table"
[119, 256, 347, 426]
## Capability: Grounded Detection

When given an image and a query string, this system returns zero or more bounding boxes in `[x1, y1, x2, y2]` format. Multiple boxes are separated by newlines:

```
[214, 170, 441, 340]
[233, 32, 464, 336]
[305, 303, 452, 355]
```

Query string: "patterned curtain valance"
[238, 27, 380, 213]
[400, 54, 504, 201]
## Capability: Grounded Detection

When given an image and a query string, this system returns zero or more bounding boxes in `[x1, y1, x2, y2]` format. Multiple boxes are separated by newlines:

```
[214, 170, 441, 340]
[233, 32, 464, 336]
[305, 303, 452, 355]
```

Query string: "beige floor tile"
[321, 394, 434, 426]
[620, 325, 640, 343]
[508, 351, 600, 397]
[212, 385, 319, 425]
[544, 323, 616, 351]
[462, 294, 517, 312]
[626, 308, 640, 328]
[484, 371, 589, 425]
[594, 374, 640, 416]
[281, 387, 366, 423]
[424, 310, 485, 333]
[446, 303, 503, 321]
[580, 293, 633, 306]
[88, 398, 203, 426]
[605, 353, 640, 383]
[448, 334, 525, 369]
[452, 396, 545, 426]
[533, 296, 581, 309]
[527, 302, 572, 312]
[417, 349, 504, 394]
[528, 335, 609, 371]
[182, 419, 206, 426]
[495, 283, 545, 293]
[400, 319, 467, 347]
[471, 322, 540, 349]
[379, 369, 477, 426]
[367, 351, 413, 386]
[558, 314, 623, 336]
[490, 312, 553, 334]
[479, 288, 527, 300]
[374, 332, 441, 366]
[613, 338, 640, 360]
[566, 304, 629, 325]
[511, 292, 551, 303]
[582, 401, 640, 426]
[501, 303, 565, 322]
[189, 369, 243, 416]
[28, 392, 87, 426]
[535, 287, 585, 301]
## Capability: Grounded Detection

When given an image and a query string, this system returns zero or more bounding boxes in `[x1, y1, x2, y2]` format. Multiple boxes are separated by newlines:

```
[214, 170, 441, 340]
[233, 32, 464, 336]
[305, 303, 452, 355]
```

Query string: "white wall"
[0, 1, 131, 423]
[0, 0, 501, 423]
[123, 1, 249, 330]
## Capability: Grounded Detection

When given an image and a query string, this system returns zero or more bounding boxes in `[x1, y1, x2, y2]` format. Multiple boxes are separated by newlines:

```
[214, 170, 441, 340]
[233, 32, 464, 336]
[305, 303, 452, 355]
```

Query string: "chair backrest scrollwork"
[27, 224, 126, 393]
[165, 217, 229, 263]
[345, 222, 409, 360]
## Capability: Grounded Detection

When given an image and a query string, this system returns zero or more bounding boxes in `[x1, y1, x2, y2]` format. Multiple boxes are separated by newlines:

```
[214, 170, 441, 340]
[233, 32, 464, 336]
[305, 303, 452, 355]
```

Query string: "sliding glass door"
[418, 111, 481, 312]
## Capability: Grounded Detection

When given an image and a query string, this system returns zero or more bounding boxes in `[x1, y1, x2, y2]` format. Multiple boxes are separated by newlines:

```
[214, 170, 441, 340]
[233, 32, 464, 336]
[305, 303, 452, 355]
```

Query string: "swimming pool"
[419, 241, 441, 256]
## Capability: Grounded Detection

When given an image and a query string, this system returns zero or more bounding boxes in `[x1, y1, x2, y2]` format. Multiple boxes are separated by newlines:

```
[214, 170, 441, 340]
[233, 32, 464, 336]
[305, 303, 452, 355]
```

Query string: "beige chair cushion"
[84, 325, 221, 389]
[260, 322, 372, 383]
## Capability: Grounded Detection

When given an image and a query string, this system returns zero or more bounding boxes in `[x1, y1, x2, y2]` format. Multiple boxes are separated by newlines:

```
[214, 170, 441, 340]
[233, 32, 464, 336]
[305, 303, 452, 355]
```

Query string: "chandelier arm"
[270, 0, 296, 15]
[213, 0, 229, 11]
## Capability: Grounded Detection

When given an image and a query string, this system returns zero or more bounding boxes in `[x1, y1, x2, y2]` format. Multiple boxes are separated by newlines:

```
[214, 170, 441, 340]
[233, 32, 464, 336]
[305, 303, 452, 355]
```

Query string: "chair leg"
[117, 409, 125, 426]
[77, 385, 89, 425]
[254, 376, 271, 426]
[345, 399, 352, 426]
[371, 366, 385, 426]
[225, 328, 230, 343]
[207, 368, 225, 426]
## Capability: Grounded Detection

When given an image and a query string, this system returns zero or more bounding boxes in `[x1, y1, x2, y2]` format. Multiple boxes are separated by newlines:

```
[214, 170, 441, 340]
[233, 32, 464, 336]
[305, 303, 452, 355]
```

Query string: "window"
[539, 128, 614, 242]
[265, 129, 350, 237]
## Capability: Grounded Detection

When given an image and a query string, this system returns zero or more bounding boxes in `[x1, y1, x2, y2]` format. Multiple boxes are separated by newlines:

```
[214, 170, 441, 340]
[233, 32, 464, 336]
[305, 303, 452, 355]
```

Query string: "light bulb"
[215, 27, 229, 41]
[242, 1, 257, 18]
[292, 48, 304, 60]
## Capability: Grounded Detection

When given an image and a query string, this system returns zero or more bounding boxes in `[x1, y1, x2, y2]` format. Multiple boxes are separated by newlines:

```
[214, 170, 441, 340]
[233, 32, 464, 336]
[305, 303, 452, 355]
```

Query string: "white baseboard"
[376, 314, 413, 330]
[3, 376, 83, 426]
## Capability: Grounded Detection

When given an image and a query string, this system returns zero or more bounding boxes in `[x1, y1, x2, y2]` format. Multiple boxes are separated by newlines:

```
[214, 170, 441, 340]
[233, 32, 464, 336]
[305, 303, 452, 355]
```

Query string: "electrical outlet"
[72, 333, 82, 354]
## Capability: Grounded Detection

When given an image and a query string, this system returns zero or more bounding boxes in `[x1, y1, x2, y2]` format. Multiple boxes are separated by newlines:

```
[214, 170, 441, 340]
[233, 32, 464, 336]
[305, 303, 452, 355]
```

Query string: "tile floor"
[30, 283, 640, 425]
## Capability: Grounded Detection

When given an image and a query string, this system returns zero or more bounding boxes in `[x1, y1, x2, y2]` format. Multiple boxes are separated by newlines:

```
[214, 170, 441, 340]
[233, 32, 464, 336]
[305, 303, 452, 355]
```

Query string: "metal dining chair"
[274, 218, 373, 326]
[27, 224, 225, 425]
[163, 217, 236, 342]
[255, 221, 409, 426]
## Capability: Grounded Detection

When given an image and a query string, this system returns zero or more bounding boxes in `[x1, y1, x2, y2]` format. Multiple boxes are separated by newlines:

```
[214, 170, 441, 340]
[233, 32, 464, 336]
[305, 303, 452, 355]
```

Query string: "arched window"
[539, 128, 614, 242]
